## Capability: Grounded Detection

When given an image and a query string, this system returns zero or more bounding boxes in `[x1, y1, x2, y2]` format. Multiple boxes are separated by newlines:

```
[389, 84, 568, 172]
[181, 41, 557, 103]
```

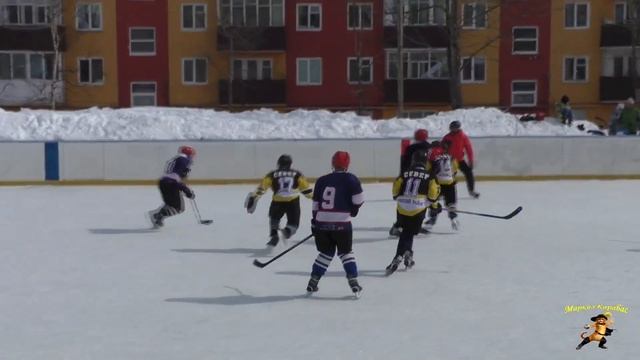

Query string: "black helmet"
[449, 120, 461, 131]
[277, 154, 292, 169]
[411, 150, 427, 167]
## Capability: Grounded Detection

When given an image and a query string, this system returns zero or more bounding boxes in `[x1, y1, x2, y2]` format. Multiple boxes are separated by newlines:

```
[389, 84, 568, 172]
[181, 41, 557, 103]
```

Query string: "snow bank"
[0, 106, 601, 141]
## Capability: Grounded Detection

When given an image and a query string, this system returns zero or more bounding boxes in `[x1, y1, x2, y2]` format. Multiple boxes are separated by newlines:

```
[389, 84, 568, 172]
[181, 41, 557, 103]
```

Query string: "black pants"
[268, 198, 300, 234]
[159, 178, 184, 212]
[396, 210, 426, 257]
[314, 230, 353, 255]
[458, 160, 476, 193]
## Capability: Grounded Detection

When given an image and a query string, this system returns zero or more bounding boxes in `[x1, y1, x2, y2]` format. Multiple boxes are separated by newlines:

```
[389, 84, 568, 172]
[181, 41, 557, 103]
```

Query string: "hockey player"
[244, 154, 313, 247]
[148, 146, 196, 228]
[422, 140, 459, 232]
[442, 120, 479, 198]
[389, 128, 431, 236]
[386, 150, 432, 275]
[307, 151, 364, 297]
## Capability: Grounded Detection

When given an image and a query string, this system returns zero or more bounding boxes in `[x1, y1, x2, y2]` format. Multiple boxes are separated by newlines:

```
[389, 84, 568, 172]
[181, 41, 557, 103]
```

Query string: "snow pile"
[0, 106, 601, 141]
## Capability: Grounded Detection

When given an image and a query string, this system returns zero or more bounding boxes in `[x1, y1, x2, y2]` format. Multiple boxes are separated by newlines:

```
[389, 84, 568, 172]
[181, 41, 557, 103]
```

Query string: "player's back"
[163, 155, 191, 182]
[394, 166, 429, 216]
[312, 171, 363, 230]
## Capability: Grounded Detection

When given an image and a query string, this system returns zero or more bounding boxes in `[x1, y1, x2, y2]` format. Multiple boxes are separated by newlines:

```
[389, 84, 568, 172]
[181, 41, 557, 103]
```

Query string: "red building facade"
[499, 0, 551, 113]
[285, 0, 385, 109]
[116, 0, 169, 107]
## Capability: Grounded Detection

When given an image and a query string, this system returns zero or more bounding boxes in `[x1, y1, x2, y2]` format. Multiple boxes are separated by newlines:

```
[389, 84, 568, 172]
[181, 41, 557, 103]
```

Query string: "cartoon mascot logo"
[576, 312, 615, 350]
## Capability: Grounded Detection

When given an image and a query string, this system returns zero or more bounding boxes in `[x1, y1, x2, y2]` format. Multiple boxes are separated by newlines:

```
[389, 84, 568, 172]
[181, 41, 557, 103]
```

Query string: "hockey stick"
[253, 233, 314, 268]
[190, 199, 213, 225]
[446, 206, 523, 220]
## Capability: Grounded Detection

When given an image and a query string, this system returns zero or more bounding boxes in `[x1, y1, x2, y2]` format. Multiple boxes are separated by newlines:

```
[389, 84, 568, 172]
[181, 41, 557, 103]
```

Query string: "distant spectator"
[619, 97, 640, 135]
[557, 95, 574, 126]
[442, 121, 479, 199]
[608, 103, 624, 136]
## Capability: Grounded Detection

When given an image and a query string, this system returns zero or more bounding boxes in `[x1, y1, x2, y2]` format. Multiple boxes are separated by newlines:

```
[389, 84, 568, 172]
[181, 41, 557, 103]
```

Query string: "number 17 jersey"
[256, 169, 312, 202]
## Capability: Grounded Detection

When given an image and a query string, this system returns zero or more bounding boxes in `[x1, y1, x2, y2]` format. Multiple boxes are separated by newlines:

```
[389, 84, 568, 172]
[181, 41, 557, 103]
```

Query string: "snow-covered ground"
[0, 107, 601, 141]
[0, 182, 637, 359]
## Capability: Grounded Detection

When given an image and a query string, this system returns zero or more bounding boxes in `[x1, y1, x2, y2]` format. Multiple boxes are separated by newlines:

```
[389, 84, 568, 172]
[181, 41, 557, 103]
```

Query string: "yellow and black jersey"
[255, 169, 312, 202]
[392, 166, 435, 216]
[427, 152, 459, 186]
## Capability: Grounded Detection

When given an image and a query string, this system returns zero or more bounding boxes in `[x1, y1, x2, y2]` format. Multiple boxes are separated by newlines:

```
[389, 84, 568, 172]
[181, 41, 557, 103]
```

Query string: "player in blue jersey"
[306, 151, 364, 297]
[148, 146, 196, 228]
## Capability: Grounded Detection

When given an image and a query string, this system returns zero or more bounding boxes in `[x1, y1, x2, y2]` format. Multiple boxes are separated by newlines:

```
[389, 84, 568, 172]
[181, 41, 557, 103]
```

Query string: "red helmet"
[332, 151, 350, 171]
[414, 129, 428, 142]
[179, 146, 196, 158]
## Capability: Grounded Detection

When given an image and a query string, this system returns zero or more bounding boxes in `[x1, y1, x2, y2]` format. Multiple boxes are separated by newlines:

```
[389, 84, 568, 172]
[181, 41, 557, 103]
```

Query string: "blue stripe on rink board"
[44, 142, 59, 181]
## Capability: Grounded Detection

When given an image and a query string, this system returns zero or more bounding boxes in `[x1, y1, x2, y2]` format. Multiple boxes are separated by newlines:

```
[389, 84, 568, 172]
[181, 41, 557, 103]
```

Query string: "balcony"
[217, 27, 286, 51]
[600, 76, 634, 101]
[0, 26, 66, 51]
[384, 79, 450, 103]
[601, 24, 632, 47]
[384, 26, 449, 49]
[219, 79, 286, 105]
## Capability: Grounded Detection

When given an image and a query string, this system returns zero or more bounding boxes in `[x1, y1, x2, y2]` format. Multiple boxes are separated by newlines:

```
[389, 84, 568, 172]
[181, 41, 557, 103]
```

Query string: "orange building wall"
[168, 0, 220, 106]
[64, 0, 119, 108]
[459, 1, 501, 107]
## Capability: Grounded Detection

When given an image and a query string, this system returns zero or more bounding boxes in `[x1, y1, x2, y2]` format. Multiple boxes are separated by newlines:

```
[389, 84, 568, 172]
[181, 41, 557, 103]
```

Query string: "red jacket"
[442, 131, 474, 165]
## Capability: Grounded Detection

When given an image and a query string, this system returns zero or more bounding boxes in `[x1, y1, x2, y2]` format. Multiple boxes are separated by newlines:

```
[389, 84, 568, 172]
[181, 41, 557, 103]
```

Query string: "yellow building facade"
[64, 0, 119, 108]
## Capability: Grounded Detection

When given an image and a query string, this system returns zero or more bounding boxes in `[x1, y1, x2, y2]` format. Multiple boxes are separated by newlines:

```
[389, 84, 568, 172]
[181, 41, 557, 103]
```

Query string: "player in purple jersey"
[306, 151, 364, 297]
[148, 146, 196, 228]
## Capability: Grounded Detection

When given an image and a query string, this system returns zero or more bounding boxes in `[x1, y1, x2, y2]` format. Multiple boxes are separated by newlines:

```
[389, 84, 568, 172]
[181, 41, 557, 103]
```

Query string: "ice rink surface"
[1, 181, 638, 360]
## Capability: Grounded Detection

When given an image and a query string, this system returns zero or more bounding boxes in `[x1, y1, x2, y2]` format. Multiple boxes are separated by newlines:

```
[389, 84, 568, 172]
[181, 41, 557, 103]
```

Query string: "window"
[233, 59, 272, 80]
[511, 81, 537, 107]
[183, 58, 208, 84]
[182, 4, 206, 30]
[2, 4, 50, 25]
[615, 1, 627, 24]
[348, 3, 373, 30]
[461, 56, 486, 83]
[462, 2, 487, 29]
[76, 3, 102, 30]
[297, 58, 322, 85]
[297, 4, 321, 31]
[564, 56, 588, 82]
[219, 0, 284, 26]
[565, 2, 589, 28]
[512, 27, 538, 54]
[348, 57, 373, 84]
[613, 56, 624, 77]
[130, 28, 156, 56]
[0, 52, 56, 80]
[131, 82, 157, 106]
[386, 50, 449, 79]
[78, 58, 104, 84]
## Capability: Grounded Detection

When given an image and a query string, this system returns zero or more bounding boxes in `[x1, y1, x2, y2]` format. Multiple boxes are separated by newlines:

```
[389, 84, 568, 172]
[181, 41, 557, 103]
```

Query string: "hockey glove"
[185, 189, 195, 199]
[244, 192, 259, 214]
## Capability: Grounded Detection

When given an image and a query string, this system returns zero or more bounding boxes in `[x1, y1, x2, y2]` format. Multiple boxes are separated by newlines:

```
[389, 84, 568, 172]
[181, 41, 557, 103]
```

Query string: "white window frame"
[385, 49, 449, 80]
[564, 1, 590, 29]
[129, 27, 156, 56]
[296, 3, 322, 31]
[512, 26, 538, 55]
[347, 3, 373, 31]
[77, 57, 104, 85]
[563, 56, 588, 83]
[76, 3, 103, 31]
[233, 58, 273, 80]
[347, 57, 373, 84]
[296, 57, 322, 86]
[511, 80, 537, 107]
[2, 4, 51, 26]
[461, 2, 487, 29]
[460, 56, 486, 83]
[182, 58, 208, 85]
[130, 82, 157, 107]
[181, 3, 207, 31]
[218, 0, 285, 27]
[0, 51, 59, 80]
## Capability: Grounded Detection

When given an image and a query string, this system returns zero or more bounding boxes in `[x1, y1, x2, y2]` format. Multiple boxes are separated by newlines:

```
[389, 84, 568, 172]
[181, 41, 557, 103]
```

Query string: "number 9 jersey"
[312, 171, 364, 231]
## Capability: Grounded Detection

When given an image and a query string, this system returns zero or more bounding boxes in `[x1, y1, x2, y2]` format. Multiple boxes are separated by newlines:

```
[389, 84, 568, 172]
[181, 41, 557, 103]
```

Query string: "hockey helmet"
[277, 154, 293, 169]
[332, 151, 350, 171]
[179, 146, 196, 158]
[414, 128, 428, 142]
[449, 120, 461, 131]
[411, 150, 427, 167]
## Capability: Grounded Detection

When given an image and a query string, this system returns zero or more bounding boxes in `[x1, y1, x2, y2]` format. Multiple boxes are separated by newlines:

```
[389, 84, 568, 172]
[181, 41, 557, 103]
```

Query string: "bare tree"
[47, 0, 63, 110]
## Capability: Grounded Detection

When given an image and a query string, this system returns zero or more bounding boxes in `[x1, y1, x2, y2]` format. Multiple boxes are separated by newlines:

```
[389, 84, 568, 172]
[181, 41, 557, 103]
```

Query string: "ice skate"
[348, 277, 362, 298]
[388, 225, 401, 237]
[306, 275, 320, 293]
[266, 234, 279, 248]
[403, 251, 415, 269]
[147, 210, 163, 228]
[385, 255, 403, 276]
[469, 191, 480, 199]
[421, 217, 436, 233]
[451, 218, 459, 231]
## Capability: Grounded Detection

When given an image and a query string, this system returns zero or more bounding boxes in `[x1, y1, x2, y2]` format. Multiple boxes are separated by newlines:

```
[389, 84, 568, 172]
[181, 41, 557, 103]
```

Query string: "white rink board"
[0, 142, 44, 180]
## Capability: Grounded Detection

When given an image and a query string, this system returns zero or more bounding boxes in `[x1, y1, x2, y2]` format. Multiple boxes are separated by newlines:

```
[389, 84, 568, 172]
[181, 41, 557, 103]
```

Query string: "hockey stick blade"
[252, 259, 267, 268]
[200, 220, 213, 225]
[449, 206, 523, 220]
